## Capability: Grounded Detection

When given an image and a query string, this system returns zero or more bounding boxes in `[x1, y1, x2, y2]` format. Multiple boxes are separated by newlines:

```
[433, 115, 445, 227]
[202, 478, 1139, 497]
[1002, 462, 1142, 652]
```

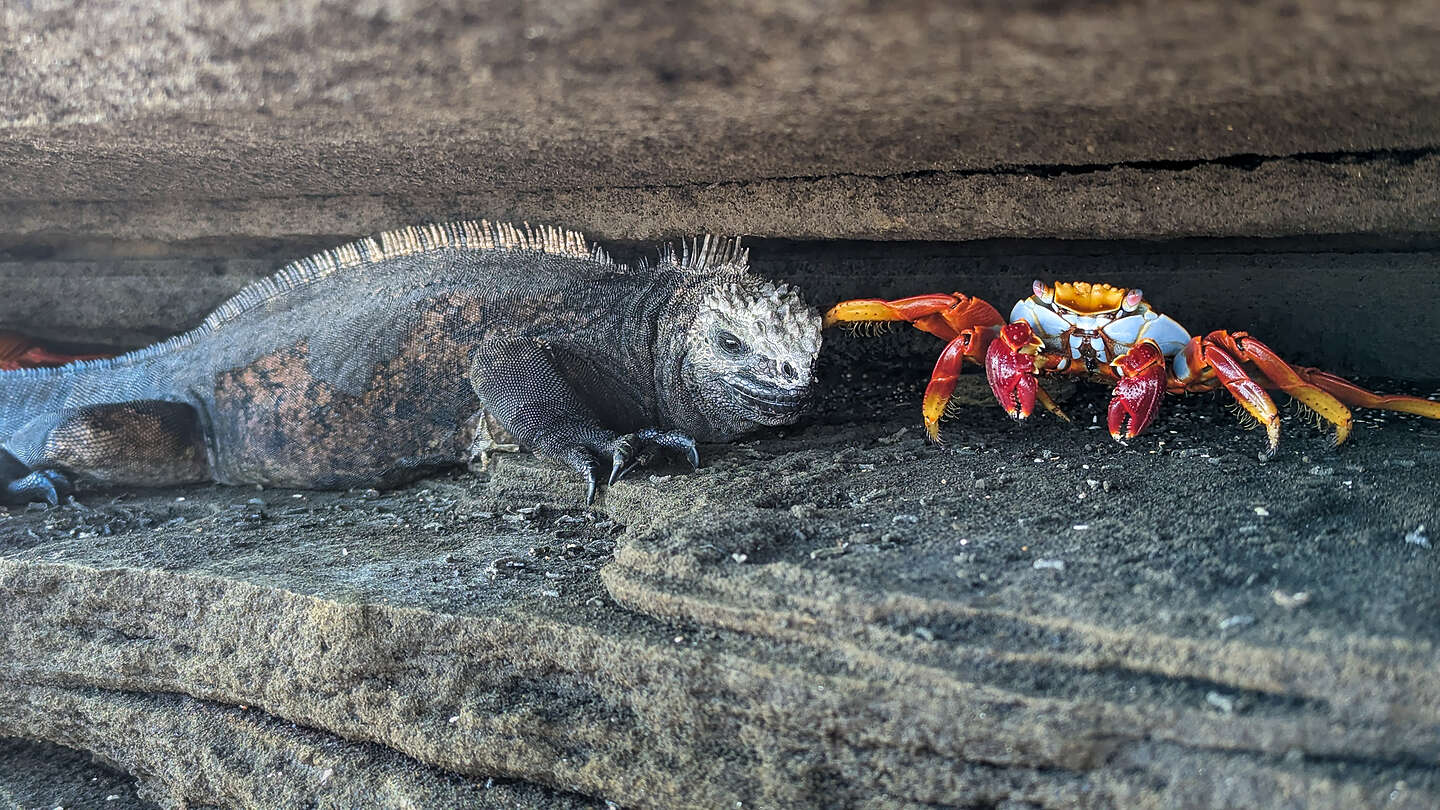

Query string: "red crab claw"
[0, 330, 112, 371]
[1107, 340, 1167, 442]
[985, 321, 1045, 420]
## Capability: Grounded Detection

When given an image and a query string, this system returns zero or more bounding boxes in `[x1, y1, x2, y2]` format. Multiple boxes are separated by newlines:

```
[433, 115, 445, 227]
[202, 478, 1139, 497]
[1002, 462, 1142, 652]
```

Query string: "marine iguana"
[0, 221, 822, 505]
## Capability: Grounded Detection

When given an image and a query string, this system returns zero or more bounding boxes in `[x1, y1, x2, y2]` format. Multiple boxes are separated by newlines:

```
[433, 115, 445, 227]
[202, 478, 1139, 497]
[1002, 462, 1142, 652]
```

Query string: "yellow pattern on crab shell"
[1050, 281, 1134, 315]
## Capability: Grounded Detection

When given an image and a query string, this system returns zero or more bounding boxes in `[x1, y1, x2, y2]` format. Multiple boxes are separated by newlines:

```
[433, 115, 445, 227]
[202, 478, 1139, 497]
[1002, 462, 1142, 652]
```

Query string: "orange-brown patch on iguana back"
[208, 295, 484, 488]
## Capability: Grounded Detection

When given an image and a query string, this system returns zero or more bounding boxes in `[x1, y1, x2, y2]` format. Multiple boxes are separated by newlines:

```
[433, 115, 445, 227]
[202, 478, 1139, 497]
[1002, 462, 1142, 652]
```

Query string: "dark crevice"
[1, 145, 1435, 209]
[572, 144, 1440, 192]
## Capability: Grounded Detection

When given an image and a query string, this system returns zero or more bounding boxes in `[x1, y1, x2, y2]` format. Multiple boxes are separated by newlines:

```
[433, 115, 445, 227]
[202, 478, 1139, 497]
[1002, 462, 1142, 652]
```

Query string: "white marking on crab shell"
[1101, 310, 1191, 360]
[1101, 312, 1148, 346]
[1171, 347, 1195, 382]
[1090, 336, 1108, 362]
[1011, 298, 1070, 343]
[1133, 312, 1193, 359]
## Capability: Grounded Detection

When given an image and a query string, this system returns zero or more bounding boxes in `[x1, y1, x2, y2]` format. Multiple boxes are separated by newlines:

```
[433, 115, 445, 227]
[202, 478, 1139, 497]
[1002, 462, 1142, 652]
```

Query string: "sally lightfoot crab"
[824, 281, 1440, 458]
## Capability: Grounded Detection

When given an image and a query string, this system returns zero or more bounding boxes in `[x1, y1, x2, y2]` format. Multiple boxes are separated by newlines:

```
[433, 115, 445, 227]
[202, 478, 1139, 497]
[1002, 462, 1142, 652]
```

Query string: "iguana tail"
[0, 353, 209, 503]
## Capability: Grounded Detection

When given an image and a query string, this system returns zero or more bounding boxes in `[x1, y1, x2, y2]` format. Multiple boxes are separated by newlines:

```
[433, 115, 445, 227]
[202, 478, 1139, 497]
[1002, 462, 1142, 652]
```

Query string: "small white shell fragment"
[1219, 614, 1255, 631]
[1271, 590, 1311, 609]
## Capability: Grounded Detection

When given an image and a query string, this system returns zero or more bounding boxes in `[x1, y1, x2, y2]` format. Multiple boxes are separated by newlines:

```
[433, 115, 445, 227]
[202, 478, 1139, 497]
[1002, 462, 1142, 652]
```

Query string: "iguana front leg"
[470, 338, 697, 503]
[1, 401, 210, 504]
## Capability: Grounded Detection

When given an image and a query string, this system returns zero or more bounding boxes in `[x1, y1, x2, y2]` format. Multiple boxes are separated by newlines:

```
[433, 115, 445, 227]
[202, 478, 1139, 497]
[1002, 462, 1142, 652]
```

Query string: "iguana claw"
[607, 429, 699, 486]
[4, 469, 73, 506]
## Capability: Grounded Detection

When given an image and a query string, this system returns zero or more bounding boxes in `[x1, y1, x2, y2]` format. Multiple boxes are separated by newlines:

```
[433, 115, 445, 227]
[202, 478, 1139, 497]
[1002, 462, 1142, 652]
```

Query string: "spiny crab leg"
[1181, 336, 1282, 458]
[1205, 332, 1353, 447]
[921, 337, 968, 440]
[1289, 366, 1440, 419]
[1107, 340, 1167, 442]
[821, 292, 1005, 343]
[825, 293, 1007, 441]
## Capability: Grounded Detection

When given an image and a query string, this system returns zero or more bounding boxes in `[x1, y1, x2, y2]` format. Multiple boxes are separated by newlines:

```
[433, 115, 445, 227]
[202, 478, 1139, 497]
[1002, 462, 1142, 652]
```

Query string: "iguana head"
[682, 278, 822, 435]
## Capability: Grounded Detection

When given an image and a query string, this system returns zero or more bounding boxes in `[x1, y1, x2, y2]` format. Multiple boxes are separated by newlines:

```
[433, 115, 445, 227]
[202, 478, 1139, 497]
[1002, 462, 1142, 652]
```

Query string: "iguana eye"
[716, 330, 747, 355]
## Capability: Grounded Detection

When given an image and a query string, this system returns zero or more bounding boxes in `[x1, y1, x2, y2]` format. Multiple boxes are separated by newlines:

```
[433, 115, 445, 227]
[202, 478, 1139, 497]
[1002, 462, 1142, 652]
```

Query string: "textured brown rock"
[3, 395, 1439, 807]
[5, 1, 1440, 805]
[4, 0, 1440, 246]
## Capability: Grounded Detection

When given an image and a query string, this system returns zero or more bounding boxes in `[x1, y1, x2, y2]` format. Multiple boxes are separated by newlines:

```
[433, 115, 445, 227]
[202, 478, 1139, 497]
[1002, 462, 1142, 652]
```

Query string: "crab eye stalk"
[1122, 288, 1144, 312]
[1033, 280, 1055, 304]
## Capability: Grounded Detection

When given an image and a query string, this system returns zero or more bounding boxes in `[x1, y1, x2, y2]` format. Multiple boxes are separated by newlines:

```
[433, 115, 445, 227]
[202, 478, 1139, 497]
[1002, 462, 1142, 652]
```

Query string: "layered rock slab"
[3, 384, 1439, 808]
[7, 240, 1440, 378]
[5, 0, 1440, 245]
[0, 685, 594, 809]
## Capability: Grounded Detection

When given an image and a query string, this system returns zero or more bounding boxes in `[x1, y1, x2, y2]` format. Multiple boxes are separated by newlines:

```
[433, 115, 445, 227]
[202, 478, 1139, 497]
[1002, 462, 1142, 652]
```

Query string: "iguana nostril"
[780, 360, 797, 380]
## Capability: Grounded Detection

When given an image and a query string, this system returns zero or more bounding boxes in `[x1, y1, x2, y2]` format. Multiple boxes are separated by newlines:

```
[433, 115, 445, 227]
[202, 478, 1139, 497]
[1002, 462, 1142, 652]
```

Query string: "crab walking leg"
[921, 336, 967, 440]
[822, 293, 1005, 343]
[826, 293, 1009, 440]
[1205, 332, 1354, 446]
[1180, 337, 1282, 458]
[918, 324, 1005, 440]
[823, 295, 959, 340]
[1107, 340, 1167, 441]
[1288, 366, 1440, 420]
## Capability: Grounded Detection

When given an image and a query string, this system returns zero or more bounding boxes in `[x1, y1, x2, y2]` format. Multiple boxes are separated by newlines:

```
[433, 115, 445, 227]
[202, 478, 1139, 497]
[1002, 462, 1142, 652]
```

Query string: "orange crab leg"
[1205, 332, 1353, 446]
[0, 330, 111, 371]
[921, 336, 967, 439]
[1289, 366, 1440, 420]
[1184, 336, 1282, 458]
[822, 293, 1004, 342]
[919, 324, 1005, 440]
[827, 293, 1008, 441]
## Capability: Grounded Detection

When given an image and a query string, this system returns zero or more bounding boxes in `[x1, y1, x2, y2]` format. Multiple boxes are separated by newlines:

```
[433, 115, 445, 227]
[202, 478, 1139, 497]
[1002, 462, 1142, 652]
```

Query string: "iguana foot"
[608, 429, 700, 485]
[4, 469, 73, 506]
[554, 429, 700, 504]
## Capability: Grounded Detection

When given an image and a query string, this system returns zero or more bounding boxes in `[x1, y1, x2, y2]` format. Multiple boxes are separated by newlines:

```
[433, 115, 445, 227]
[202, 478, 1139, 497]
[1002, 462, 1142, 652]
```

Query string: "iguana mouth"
[727, 377, 810, 421]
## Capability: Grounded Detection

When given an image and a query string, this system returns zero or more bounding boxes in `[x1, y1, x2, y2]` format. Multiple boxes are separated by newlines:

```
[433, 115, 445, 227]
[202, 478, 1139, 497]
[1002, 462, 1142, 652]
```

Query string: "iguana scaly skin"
[0, 221, 822, 504]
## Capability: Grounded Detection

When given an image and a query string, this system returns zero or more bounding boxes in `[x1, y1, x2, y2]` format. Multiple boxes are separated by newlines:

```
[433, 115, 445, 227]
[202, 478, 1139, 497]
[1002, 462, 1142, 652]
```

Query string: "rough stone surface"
[4, 0, 1440, 245]
[5, 1, 1440, 805]
[2, 360, 1438, 807]
[5, 238, 1440, 377]
[0, 687, 597, 809]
